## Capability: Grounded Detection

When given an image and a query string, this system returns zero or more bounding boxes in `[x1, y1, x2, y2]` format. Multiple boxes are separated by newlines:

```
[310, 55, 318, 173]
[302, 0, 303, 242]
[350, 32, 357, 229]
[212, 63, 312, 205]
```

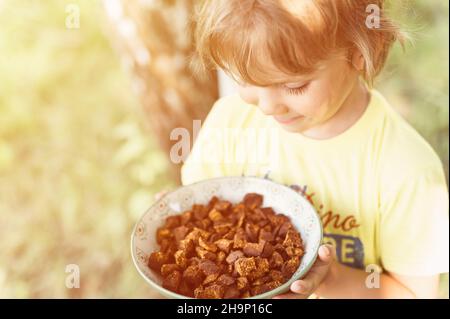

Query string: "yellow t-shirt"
[181, 90, 449, 276]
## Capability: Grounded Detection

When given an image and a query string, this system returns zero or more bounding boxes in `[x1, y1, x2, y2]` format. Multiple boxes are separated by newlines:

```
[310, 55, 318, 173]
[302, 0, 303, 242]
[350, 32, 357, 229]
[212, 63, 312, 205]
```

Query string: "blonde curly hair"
[192, 0, 406, 86]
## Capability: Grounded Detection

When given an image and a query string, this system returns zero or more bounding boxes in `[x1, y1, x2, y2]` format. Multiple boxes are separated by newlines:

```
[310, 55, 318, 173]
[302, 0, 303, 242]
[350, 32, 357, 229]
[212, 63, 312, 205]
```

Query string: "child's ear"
[350, 50, 365, 72]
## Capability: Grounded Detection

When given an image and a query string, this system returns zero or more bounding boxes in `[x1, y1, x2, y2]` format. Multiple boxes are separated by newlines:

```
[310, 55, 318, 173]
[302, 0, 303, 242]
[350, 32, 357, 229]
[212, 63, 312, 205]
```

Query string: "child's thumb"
[318, 244, 335, 263]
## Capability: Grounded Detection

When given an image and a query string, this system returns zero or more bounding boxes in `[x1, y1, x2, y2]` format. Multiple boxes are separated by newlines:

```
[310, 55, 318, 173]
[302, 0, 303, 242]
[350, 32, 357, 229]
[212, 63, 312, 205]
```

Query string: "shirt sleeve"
[379, 165, 449, 276]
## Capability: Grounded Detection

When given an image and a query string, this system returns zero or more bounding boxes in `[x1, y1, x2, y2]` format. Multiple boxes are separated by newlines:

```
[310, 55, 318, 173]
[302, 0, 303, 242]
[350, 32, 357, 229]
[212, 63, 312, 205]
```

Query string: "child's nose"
[256, 88, 287, 115]
[257, 99, 289, 116]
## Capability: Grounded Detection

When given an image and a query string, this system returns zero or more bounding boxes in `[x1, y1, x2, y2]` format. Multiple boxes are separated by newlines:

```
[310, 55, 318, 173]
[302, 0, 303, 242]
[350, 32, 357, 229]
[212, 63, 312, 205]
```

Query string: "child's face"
[237, 57, 361, 136]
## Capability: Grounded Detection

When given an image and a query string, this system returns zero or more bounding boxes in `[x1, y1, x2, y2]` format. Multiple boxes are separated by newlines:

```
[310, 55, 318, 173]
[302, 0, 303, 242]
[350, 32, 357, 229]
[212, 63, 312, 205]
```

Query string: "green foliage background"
[0, 0, 448, 298]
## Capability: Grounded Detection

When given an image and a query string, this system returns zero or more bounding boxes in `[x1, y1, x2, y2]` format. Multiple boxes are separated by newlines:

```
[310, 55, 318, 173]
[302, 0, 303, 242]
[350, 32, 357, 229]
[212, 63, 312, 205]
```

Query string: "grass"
[0, 0, 173, 298]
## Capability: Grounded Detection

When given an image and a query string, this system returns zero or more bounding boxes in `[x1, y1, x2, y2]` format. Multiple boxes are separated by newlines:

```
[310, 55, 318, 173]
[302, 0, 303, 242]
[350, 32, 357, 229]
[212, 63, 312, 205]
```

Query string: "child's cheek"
[302, 86, 329, 117]
[238, 86, 258, 105]
[287, 93, 321, 117]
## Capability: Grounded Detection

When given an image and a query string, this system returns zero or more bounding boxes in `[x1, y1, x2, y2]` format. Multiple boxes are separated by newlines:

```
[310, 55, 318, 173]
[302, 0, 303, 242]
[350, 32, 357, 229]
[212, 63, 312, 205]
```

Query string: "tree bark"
[103, 0, 219, 183]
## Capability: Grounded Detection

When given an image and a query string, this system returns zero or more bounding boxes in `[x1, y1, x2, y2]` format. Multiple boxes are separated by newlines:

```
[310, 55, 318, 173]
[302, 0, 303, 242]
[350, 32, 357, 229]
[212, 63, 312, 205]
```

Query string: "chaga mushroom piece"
[208, 209, 224, 222]
[198, 237, 218, 252]
[241, 291, 251, 298]
[183, 264, 205, 287]
[178, 280, 194, 298]
[236, 277, 249, 291]
[269, 251, 284, 269]
[216, 251, 226, 263]
[213, 220, 233, 235]
[214, 200, 232, 214]
[251, 275, 271, 286]
[194, 286, 204, 298]
[195, 246, 216, 260]
[162, 270, 182, 292]
[195, 218, 212, 230]
[156, 227, 172, 245]
[248, 257, 270, 282]
[233, 229, 246, 249]
[224, 285, 241, 299]
[261, 242, 274, 258]
[216, 274, 236, 286]
[251, 280, 282, 296]
[207, 195, 220, 206]
[198, 259, 221, 276]
[196, 284, 225, 299]
[234, 257, 256, 277]
[177, 238, 195, 258]
[214, 239, 233, 253]
[277, 221, 293, 238]
[282, 256, 301, 280]
[252, 207, 269, 220]
[148, 251, 171, 273]
[203, 273, 219, 285]
[179, 210, 192, 225]
[283, 229, 302, 248]
[160, 239, 177, 255]
[285, 246, 304, 258]
[244, 223, 260, 243]
[173, 225, 190, 243]
[269, 270, 284, 282]
[243, 193, 263, 210]
[164, 215, 181, 229]
[256, 257, 270, 273]
[223, 229, 236, 240]
[226, 250, 244, 264]
[243, 241, 266, 257]
[160, 263, 181, 277]
[185, 227, 211, 243]
[192, 204, 208, 221]
[174, 249, 188, 268]
[259, 228, 274, 243]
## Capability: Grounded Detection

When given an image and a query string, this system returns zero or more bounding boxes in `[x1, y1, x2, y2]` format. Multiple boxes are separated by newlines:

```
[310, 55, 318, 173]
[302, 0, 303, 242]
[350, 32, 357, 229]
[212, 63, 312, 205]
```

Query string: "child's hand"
[273, 244, 335, 299]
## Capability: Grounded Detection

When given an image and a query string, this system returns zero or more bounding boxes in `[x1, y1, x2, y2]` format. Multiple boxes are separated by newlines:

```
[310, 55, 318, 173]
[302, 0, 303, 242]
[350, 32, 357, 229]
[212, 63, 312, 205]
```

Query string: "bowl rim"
[131, 175, 323, 299]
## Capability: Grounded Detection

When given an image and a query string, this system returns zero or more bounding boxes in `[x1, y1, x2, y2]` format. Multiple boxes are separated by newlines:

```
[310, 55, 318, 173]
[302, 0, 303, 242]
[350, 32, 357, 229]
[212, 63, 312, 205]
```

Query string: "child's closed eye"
[284, 83, 310, 96]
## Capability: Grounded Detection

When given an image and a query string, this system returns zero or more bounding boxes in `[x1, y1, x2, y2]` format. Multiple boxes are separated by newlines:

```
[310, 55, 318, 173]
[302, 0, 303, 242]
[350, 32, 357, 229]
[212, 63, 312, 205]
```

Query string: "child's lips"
[274, 115, 304, 124]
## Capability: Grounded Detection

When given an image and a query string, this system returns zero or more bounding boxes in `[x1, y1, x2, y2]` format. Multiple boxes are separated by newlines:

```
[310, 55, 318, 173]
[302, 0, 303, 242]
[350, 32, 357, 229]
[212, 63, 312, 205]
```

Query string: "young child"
[181, 0, 449, 298]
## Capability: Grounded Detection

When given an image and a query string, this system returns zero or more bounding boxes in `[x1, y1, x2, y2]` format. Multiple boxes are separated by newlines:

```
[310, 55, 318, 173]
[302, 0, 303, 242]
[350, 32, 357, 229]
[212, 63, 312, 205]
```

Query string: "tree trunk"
[103, 0, 219, 184]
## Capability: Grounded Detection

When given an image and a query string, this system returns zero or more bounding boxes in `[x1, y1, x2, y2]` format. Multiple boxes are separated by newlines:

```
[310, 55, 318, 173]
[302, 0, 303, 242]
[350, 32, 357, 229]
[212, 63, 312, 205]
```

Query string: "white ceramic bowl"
[131, 176, 323, 299]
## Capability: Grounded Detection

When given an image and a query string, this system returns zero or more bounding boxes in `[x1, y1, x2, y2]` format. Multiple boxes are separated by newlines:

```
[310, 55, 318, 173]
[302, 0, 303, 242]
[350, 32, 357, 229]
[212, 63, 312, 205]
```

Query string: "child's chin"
[279, 123, 305, 134]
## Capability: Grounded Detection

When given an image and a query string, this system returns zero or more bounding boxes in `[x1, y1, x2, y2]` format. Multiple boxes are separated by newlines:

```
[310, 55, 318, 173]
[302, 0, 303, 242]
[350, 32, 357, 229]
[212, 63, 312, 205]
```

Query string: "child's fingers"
[272, 278, 316, 298]
[288, 245, 336, 295]
[290, 280, 314, 295]
[317, 244, 335, 264]
[272, 292, 308, 299]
